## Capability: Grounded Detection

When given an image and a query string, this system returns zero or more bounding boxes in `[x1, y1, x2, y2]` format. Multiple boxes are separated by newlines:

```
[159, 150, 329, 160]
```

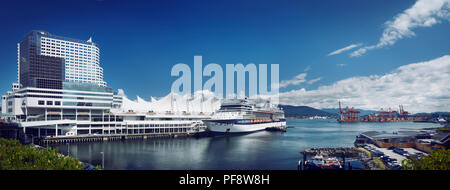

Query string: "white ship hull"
[205, 120, 286, 134]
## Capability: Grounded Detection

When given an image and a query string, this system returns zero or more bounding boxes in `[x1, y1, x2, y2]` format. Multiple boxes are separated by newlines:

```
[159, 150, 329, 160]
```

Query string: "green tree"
[0, 138, 84, 170]
[402, 148, 450, 170]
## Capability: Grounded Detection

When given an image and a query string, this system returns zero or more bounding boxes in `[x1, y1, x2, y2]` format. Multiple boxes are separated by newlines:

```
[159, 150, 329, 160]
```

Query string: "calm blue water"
[54, 119, 440, 170]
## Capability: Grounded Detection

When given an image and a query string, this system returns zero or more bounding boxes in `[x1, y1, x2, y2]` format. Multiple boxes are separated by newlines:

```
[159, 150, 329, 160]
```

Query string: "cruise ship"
[203, 98, 286, 134]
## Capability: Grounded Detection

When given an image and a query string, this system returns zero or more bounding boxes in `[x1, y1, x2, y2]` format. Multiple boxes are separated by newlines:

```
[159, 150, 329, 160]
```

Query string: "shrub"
[0, 138, 83, 170]
[402, 148, 450, 170]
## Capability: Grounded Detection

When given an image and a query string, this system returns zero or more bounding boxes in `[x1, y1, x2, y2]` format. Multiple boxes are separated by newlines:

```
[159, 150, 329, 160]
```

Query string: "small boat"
[304, 154, 343, 170]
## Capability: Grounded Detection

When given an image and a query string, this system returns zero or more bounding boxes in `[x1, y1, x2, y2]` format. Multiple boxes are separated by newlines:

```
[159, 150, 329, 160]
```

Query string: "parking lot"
[362, 144, 427, 170]
[366, 144, 407, 163]
[404, 148, 428, 156]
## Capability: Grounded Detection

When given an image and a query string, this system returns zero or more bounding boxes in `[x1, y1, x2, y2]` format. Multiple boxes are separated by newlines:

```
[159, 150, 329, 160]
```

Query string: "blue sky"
[0, 0, 449, 112]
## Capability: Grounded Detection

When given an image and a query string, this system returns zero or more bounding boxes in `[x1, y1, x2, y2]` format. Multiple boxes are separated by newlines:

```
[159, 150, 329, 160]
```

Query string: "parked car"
[391, 165, 404, 170]
[387, 146, 396, 150]
[373, 150, 384, 156]
[393, 148, 407, 155]
[381, 156, 392, 162]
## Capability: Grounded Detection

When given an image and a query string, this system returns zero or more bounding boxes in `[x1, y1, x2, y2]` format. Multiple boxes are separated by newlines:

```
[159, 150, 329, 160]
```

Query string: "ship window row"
[226, 104, 251, 107]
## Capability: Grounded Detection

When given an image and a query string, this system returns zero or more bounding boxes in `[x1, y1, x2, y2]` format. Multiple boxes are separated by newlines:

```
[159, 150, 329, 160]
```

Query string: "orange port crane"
[338, 101, 360, 122]
[366, 105, 409, 122]
[399, 105, 409, 120]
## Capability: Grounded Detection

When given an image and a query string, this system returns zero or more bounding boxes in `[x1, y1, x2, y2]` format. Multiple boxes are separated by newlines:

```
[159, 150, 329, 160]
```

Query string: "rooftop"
[361, 130, 428, 140]
[27, 30, 98, 47]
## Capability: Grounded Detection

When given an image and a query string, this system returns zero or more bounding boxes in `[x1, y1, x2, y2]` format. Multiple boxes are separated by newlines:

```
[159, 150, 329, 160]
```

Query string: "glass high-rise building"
[18, 31, 65, 89]
[18, 30, 106, 88]
[2, 30, 207, 139]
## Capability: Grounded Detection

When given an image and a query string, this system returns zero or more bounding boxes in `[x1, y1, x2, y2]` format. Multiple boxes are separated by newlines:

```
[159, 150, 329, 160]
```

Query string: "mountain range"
[279, 105, 336, 117]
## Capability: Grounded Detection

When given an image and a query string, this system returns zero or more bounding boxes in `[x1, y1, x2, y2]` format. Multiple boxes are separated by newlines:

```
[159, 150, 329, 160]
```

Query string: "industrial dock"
[338, 101, 449, 123]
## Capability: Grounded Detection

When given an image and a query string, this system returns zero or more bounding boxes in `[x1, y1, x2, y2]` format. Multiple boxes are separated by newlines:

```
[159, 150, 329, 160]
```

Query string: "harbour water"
[52, 119, 440, 170]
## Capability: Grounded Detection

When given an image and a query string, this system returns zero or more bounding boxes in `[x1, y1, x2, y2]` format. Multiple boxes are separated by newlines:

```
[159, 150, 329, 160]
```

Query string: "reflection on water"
[53, 119, 440, 170]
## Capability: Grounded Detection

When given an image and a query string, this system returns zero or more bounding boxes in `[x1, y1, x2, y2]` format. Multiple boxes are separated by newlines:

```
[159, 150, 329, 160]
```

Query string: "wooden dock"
[37, 131, 202, 145]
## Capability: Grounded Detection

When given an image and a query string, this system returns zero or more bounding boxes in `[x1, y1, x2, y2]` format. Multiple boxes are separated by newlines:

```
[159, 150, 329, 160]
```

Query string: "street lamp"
[100, 152, 104, 169]
[66, 143, 70, 156]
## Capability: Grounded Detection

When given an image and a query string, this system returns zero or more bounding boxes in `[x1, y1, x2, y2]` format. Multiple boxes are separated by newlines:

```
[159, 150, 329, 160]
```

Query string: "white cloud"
[304, 65, 311, 72]
[279, 73, 308, 88]
[307, 77, 322, 85]
[337, 63, 347, 67]
[328, 43, 362, 56]
[278, 55, 450, 113]
[279, 71, 323, 88]
[351, 0, 450, 57]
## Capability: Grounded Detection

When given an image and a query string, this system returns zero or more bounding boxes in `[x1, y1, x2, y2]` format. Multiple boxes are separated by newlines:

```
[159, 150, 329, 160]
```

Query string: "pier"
[299, 147, 368, 170]
[37, 131, 201, 145]
[300, 147, 359, 157]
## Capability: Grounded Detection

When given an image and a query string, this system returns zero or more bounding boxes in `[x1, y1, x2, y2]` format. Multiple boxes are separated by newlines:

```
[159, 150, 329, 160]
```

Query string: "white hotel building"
[1, 30, 207, 138]
[39, 33, 105, 87]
